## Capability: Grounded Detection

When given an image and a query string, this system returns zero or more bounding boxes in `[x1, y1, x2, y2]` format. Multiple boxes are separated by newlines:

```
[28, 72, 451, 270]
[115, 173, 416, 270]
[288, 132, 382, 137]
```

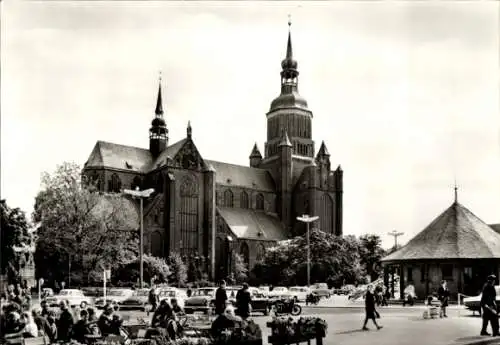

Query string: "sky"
[1, 1, 500, 249]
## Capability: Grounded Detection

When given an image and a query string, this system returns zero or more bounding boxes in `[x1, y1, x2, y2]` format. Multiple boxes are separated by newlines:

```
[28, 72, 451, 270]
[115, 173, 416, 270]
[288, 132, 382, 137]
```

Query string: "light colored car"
[46, 289, 92, 308]
[258, 286, 270, 296]
[184, 287, 217, 314]
[268, 287, 290, 300]
[94, 288, 134, 309]
[158, 287, 188, 309]
[463, 286, 500, 314]
[288, 286, 311, 302]
[311, 283, 332, 298]
[118, 288, 150, 311]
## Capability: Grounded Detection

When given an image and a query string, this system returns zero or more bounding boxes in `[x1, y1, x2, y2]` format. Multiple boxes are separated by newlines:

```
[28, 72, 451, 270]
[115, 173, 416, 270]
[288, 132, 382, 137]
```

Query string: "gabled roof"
[146, 138, 188, 171]
[217, 207, 288, 241]
[382, 202, 500, 262]
[84, 141, 152, 172]
[205, 160, 275, 192]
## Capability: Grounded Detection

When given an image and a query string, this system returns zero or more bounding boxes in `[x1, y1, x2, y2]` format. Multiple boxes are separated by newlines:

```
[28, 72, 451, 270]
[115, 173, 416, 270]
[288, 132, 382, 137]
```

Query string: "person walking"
[480, 275, 499, 336]
[215, 280, 228, 316]
[437, 280, 450, 318]
[235, 283, 252, 320]
[362, 285, 383, 331]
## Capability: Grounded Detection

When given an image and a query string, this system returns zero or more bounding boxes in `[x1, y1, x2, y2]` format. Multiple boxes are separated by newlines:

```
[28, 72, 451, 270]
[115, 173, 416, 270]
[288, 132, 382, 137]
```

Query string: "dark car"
[118, 289, 150, 311]
[230, 287, 270, 316]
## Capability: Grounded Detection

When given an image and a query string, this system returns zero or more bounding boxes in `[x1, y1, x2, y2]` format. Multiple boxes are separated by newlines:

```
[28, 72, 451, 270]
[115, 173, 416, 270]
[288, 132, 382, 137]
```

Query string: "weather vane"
[159, 70, 162, 83]
[288, 14, 292, 27]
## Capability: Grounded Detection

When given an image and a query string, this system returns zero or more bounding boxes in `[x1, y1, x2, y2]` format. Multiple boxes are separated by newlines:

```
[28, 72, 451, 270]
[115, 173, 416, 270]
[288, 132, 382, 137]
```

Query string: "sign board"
[105, 270, 111, 279]
[39, 278, 44, 287]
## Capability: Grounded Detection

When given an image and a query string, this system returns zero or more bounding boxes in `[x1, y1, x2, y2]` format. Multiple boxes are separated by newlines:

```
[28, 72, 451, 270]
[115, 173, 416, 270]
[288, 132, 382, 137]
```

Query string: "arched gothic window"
[240, 242, 250, 268]
[240, 191, 249, 209]
[256, 243, 266, 262]
[224, 189, 234, 208]
[108, 173, 122, 193]
[131, 176, 142, 190]
[179, 175, 199, 256]
[256, 193, 264, 211]
[320, 193, 334, 233]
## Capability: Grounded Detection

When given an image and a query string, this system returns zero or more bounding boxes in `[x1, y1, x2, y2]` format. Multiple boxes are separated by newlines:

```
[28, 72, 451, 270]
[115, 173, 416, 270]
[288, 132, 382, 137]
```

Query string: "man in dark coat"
[437, 280, 450, 318]
[362, 285, 382, 331]
[57, 301, 75, 341]
[215, 280, 228, 315]
[480, 275, 499, 336]
[235, 283, 252, 320]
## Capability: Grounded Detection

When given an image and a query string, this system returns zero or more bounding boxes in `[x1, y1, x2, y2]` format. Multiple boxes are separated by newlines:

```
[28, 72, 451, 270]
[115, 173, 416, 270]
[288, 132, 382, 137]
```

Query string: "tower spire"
[286, 15, 293, 60]
[155, 72, 164, 116]
[454, 179, 458, 203]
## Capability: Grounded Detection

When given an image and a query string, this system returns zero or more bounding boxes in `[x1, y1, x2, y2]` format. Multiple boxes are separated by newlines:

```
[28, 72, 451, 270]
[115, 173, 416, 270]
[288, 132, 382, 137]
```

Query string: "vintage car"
[94, 288, 134, 309]
[158, 287, 188, 308]
[288, 286, 311, 302]
[268, 287, 290, 300]
[45, 289, 92, 308]
[463, 286, 500, 314]
[310, 283, 332, 298]
[184, 287, 217, 314]
[227, 287, 270, 315]
[118, 289, 150, 311]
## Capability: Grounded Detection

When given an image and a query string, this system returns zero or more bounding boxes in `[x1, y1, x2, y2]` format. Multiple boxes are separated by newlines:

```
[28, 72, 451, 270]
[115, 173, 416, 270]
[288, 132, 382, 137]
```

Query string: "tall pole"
[140, 197, 144, 289]
[296, 214, 319, 289]
[306, 221, 310, 288]
[123, 187, 154, 290]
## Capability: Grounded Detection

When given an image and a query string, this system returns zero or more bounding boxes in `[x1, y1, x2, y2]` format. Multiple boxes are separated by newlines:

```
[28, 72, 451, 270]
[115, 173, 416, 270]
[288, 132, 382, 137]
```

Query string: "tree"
[167, 252, 188, 287]
[233, 253, 248, 284]
[358, 234, 386, 282]
[33, 162, 139, 286]
[114, 254, 170, 285]
[1, 200, 32, 284]
[252, 229, 364, 288]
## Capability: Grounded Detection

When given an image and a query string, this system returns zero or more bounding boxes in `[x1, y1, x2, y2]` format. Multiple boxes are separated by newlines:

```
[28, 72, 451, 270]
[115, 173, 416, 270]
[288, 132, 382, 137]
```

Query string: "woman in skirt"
[362, 285, 383, 331]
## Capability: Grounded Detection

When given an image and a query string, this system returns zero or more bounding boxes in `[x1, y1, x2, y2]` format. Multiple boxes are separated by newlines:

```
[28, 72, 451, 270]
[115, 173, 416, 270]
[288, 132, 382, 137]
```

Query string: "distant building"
[381, 192, 500, 300]
[82, 22, 343, 281]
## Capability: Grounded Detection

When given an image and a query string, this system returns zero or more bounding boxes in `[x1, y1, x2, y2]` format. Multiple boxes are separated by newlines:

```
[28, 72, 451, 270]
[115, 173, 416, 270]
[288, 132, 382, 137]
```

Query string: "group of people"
[211, 280, 252, 337]
[1, 295, 125, 344]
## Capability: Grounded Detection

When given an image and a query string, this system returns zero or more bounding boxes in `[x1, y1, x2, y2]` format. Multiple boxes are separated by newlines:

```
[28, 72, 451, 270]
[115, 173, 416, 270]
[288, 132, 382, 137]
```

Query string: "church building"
[82, 23, 344, 281]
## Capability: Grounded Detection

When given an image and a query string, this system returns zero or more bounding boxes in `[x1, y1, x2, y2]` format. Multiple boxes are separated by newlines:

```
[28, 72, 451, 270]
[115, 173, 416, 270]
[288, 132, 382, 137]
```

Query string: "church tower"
[264, 20, 315, 160]
[149, 77, 168, 157]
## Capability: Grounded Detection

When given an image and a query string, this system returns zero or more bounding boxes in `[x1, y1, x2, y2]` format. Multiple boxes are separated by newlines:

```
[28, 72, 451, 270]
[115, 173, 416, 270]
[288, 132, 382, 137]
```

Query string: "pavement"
[116, 304, 493, 345]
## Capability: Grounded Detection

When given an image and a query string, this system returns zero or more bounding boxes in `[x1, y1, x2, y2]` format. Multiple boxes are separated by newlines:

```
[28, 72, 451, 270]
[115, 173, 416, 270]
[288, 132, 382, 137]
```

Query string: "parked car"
[268, 287, 290, 300]
[310, 283, 332, 298]
[158, 287, 188, 308]
[45, 289, 92, 308]
[118, 288, 150, 311]
[184, 287, 217, 314]
[258, 286, 270, 296]
[288, 286, 311, 302]
[464, 286, 500, 314]
[94, 288, 134, 309]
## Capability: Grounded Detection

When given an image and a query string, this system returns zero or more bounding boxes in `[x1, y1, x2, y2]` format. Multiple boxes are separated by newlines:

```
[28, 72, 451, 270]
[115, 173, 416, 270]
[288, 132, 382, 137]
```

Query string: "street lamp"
[296, 214, 319, 288]
[123, 187, 155, 288]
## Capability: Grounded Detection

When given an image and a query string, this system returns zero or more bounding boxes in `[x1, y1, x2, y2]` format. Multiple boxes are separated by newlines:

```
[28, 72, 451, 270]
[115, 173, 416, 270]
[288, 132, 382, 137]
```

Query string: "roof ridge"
[205, 159, 270, 172]
[97, 140, 148, 151]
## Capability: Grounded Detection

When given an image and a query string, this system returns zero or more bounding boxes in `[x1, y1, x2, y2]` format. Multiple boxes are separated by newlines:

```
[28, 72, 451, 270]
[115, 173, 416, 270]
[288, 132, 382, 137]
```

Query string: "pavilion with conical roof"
[381, 190, 500, 300]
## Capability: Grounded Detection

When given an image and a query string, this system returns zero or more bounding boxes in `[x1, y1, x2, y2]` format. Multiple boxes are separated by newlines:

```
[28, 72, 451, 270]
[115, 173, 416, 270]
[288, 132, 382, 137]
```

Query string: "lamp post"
[123, 187, 155, 288]
[296, 214, 319, 288]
